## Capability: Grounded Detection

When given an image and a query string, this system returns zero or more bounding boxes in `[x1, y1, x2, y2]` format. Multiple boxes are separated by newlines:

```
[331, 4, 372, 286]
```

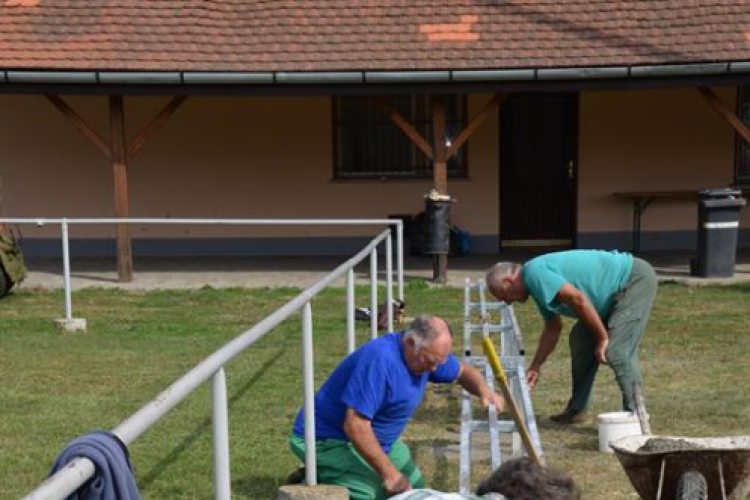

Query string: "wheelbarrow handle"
[634, 383, 651, 436]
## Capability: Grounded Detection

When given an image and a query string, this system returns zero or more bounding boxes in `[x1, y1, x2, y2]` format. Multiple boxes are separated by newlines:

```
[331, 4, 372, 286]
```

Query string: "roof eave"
[3, 61, 748, 87]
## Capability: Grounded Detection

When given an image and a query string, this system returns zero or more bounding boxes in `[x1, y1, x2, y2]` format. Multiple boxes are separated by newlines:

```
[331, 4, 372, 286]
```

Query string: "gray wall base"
[578, 229, 750, 252]
[16, 230, 750, 258]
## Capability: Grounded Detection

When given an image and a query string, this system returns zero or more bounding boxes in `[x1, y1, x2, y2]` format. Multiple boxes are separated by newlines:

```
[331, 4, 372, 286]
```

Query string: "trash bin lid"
[699, 188, 742, 199]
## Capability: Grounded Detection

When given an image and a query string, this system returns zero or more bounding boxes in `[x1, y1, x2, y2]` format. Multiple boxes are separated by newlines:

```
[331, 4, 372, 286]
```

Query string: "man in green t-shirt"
[486, 250, 657, 424]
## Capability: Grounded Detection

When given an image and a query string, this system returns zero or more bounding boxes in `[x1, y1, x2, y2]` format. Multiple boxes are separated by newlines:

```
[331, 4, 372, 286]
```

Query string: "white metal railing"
[19, 227, 400, 500]
[0, 218, 405, 321]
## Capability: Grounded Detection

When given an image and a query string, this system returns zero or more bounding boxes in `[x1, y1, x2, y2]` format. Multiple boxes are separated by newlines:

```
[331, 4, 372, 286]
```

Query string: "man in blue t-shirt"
[486, 250, 657, 424]
[289, 315, 503, 500]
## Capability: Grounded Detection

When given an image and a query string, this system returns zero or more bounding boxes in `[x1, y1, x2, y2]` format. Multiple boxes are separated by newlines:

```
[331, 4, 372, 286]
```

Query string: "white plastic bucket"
[597, 411, 642, 453]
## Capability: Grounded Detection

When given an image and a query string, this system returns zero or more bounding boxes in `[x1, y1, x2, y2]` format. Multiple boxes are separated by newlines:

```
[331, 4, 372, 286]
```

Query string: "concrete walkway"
[18, 250, 750, 291]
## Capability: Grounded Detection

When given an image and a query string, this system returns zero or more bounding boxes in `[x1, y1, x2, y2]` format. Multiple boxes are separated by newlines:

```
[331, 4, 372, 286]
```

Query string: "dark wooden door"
[500, 93, 578, 246]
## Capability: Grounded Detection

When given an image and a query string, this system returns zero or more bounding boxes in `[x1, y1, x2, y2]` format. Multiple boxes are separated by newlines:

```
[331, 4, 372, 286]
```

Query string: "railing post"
[386, 234, 393, 332]
[61, 218, 72, 320]
[370, 248, 378, 339]
[347, 268, 355, 354]
[302, 301, 317, 485]
[212, 368, 231, 500]
[396, 221, 404, 302]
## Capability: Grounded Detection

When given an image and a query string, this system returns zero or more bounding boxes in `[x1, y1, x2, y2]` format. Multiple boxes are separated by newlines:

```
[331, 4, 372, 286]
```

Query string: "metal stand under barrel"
[458, 279, 544, 495]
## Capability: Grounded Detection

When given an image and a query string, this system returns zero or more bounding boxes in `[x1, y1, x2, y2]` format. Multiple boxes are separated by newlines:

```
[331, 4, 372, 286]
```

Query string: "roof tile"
[0, 1, 749, 72]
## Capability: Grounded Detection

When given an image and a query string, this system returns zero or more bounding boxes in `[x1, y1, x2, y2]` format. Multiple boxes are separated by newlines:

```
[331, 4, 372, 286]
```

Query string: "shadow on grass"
[138, 347, 287, 489]
[233, 473, 284, 499]
[408, 438, 458, 492]
[565, 435, 601, 452]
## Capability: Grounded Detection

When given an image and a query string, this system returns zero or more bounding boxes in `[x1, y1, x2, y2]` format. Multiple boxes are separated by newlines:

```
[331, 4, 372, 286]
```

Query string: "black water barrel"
[424, 198, 452, 254]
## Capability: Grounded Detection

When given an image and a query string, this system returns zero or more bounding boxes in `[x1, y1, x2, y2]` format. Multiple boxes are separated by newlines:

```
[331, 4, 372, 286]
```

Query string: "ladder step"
[466, 324, 513, 332]
[468, 420, 517, 433]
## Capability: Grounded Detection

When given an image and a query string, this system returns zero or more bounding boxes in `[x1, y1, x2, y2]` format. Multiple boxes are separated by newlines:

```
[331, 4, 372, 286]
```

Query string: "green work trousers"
[566, 258, 658, 413]
[289, 434, 425, 500]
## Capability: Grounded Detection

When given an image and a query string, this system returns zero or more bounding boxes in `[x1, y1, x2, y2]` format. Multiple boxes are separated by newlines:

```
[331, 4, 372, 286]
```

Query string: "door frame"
[498, 92, 580, 249]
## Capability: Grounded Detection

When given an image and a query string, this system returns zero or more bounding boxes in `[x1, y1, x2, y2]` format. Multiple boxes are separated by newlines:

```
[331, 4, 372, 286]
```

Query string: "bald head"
[485, 262, 524, 303]
[402, 315, 453, 374]
[406, 315, 452, 346]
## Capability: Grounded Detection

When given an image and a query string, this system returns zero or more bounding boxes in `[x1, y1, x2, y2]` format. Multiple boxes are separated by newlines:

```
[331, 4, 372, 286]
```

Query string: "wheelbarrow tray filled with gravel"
[611, 435, 750, 500]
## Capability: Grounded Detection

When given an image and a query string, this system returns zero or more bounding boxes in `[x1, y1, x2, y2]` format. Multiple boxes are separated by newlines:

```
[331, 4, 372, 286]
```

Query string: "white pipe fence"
[0, 218, 405, 322]
[19, 228, 400, 500]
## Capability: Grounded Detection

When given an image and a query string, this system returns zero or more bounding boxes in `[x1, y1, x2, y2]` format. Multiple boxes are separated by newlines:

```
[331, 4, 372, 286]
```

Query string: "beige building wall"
[1, 88, 746, 252]
[0, 93, 499, 242]
[578, 86, 748, 236]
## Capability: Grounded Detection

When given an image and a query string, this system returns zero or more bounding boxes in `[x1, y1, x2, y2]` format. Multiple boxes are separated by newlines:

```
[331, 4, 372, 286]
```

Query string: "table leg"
[632, 197, 654, 254]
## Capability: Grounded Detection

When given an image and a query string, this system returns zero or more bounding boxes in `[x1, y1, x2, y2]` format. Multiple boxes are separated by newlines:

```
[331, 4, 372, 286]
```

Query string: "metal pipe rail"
[20, 228, 396, 500]
[0, 217, 404, 321]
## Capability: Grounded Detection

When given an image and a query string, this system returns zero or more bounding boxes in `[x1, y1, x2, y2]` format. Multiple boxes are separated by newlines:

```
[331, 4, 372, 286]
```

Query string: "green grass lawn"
[1, 282, 749, 499]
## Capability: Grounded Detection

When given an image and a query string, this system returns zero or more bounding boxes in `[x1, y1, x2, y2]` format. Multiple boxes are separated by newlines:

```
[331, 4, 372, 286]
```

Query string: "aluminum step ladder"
[458, 279, 544, 495]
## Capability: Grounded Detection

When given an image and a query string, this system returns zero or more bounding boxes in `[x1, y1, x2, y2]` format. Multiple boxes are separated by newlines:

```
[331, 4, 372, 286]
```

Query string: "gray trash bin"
[694, 188, 746, 278]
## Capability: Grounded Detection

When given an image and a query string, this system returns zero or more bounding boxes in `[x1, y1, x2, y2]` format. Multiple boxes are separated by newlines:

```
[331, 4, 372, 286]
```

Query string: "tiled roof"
[1, 1, 749, 72]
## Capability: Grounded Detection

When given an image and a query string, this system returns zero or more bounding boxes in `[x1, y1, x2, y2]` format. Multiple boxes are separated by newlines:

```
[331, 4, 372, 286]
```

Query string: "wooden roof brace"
[446, 93, 506, 161]
[374, 97, 434, 160]
[697, 87, 750, 144]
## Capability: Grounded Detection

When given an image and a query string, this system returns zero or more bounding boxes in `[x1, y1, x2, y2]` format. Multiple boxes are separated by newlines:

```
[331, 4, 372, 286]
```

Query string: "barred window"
[735, 86, 750, 185]
[333, 95, 468, 179]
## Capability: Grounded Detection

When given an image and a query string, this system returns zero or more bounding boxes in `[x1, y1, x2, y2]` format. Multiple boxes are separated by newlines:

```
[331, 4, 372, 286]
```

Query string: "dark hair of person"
[475, 457, 580, 500]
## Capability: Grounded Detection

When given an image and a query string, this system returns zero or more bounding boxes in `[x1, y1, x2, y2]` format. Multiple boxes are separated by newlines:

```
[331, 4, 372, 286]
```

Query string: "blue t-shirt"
[523, 250, 633, 321]
[292, 332, 460, 452]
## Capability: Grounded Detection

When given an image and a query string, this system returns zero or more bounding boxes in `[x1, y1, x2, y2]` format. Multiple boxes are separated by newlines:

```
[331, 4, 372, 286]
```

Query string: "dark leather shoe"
[550, 408, 589, 425]
[285, 466, 306, 484]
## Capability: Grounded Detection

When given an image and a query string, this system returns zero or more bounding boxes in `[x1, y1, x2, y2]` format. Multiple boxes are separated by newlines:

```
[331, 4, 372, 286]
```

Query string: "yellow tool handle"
[482, 336, 544, 467]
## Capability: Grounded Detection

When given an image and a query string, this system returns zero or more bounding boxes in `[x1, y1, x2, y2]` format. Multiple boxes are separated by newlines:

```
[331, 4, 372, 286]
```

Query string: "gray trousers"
[566, 258, 658, 412]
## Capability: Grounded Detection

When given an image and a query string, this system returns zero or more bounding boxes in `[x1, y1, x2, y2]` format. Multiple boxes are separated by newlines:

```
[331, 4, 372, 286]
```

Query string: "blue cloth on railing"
[49, 430, 142, 500]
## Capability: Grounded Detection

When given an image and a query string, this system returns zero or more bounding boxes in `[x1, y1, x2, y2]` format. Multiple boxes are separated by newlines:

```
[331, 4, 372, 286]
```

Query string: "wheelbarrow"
[611, 435, 750, 500]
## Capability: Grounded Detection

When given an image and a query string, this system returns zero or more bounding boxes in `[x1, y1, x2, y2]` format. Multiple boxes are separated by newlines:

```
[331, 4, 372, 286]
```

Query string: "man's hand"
[595, 338, 609, 364]
[383, 472, 411, 497]
[344, 408, 407, 497]
[526, 365, 541, 389]
[458, 361, 506, 412]
[481, 390, 505, 411]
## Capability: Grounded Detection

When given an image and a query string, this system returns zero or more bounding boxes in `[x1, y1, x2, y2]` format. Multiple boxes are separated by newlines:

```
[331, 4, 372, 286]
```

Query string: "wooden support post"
[432, 97, 448, 284]
[46, 94, 186, 284]
[432, 96, 448, 194]
[109, 95, 133, 283]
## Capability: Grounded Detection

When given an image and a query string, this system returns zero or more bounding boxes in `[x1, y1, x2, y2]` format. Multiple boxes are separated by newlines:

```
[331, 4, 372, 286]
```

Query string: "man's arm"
[526, 315, 563, 388]
[556, 283, 609, 364]
[343, 408, 411, 496]
[456, 361, 504, 410]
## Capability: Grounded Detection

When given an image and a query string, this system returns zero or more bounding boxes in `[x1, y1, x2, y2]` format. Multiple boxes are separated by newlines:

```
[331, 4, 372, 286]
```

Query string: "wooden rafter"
[46, 95, 112, 159]
[127, 96, 187, 160]
[446, 92, 506, 160]
[374, 97, 434, 160]
[697, 87, 750, 144]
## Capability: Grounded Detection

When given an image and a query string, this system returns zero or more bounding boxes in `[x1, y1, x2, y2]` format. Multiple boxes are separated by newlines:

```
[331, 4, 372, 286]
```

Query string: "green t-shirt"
[522, 250, 634, 321]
